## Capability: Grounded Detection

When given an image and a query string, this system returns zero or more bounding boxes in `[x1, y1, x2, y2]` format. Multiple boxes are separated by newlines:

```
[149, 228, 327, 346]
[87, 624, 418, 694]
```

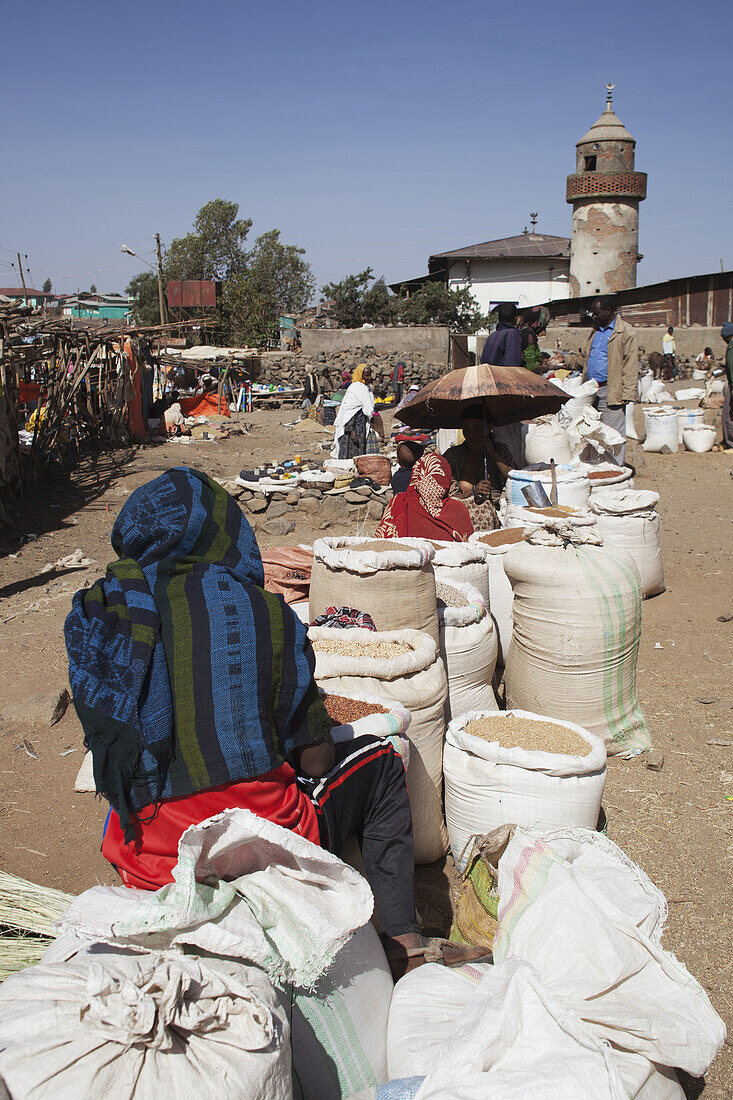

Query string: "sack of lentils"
[310, 626, 448, 864]
[309, 537, 438, 644]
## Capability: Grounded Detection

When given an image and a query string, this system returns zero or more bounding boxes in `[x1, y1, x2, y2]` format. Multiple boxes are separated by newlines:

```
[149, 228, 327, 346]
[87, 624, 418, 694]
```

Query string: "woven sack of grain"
[589, 489, 665, 598]
[579, 461, 635, 496]
[321, 686, 412, 768]
[309, 626, 448, 863]
[503, 525, 651, 757]
[418, 539, 489, 605]
[310, 537, 438, 644]
[443, 709, 606, 869]
[290, 923, 393, 1100]
[437, 581, 498, 724]
[642, 407, 679, 453]
[499, 500, 598, 532]
[523, 416, 574, 465]
[468, 529, 529, 666]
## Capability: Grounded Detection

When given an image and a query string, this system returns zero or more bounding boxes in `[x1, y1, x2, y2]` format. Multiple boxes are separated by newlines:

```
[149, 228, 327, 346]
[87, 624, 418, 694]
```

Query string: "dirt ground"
[0, 403, 731, 1094]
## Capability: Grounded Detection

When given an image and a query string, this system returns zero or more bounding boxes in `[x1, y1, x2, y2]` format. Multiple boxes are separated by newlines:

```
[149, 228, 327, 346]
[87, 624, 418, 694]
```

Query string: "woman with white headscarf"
[332, 363, 375, 458]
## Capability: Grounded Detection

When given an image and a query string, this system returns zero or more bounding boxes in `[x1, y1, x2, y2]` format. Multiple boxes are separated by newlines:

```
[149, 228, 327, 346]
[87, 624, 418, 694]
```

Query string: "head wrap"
[520, 305, 550, 335]
[376, 454, 473, 542]
[65, 467, 330, 839]
[721, 322, 733, 339]
[352, 363, 368, 384]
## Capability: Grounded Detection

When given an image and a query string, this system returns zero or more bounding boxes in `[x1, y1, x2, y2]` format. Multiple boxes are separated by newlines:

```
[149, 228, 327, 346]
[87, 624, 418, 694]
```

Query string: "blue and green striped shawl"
[64, 467, 330, 839]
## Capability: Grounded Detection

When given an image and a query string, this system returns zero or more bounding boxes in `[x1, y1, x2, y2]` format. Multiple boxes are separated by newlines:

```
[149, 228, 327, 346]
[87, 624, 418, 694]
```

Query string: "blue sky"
[2, 0, 731, 297]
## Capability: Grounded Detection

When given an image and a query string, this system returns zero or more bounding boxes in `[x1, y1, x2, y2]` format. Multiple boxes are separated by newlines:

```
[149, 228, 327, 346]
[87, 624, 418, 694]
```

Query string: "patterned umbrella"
[394, 363, 569, 429]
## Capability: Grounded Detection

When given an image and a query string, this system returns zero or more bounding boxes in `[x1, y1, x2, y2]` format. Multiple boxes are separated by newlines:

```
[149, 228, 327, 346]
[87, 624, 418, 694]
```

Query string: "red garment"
[101, 763, 320, 891]
[376, 453, 473, 542]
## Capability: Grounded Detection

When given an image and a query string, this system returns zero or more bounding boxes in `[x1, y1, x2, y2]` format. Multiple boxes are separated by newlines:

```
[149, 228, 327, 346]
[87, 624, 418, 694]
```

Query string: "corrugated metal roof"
[429, 232, 570, 263]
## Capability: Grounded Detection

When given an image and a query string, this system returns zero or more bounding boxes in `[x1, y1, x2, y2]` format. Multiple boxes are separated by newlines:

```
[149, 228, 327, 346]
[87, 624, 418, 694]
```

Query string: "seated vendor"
[391, 435, 425, 494]
[442, 405, 514, 529]
[64, 467, 486, 980]
[377, 453, 473, 542]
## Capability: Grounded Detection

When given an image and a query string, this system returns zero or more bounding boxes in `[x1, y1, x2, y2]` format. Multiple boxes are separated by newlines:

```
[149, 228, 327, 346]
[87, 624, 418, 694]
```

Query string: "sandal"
[382, 934, 493, 981]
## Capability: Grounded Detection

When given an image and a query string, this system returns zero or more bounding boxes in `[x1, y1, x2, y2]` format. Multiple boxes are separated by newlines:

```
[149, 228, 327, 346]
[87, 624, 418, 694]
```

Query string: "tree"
[90, 283, 97, 294]
[126, 271, 160, 325]
[166, 199, 252, 281]
[321, 268, 375, 328]
[42, 277, 52, 294]
[222, 231, 316, 347]
[396, 282, 490, 331]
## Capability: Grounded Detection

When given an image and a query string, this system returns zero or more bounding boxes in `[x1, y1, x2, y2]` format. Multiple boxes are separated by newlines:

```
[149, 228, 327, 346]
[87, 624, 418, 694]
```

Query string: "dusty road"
[0, 407, 731, 1094]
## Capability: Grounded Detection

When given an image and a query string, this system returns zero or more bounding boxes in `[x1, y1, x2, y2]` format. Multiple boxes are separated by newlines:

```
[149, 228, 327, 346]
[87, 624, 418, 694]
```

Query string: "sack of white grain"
[675, 406, 705, 443]
[309, 626, 448, 863]
[443, 709, 606, 869]
[503, 523, 651, 757]
[291, 923, 394, 1100]
[579, 460, 635, 496]
[419, 539, 489, 605]
[310, 537, 438, 644]
[437, 581, 498, 724]
[469, 528, 529, 666]
[589, 489, 665, 598]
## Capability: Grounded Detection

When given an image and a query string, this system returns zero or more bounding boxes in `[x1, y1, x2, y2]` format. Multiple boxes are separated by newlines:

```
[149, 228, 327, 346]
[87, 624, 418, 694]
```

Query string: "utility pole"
[16, 253, 28, 304]
[155, 233, 167, 327]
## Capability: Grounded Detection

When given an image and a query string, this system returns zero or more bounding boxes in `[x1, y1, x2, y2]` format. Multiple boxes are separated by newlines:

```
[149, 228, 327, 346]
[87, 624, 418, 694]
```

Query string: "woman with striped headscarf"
[376, 453, 474, 542]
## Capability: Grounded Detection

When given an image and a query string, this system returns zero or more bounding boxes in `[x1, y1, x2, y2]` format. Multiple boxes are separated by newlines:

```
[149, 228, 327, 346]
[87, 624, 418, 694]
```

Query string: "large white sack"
[643, 408, 679, 452]
[589, 489, 665, 598]
[565, 406, 627, 462]
[444, 709, 606, 870]
[469, 529, 528, 665]
[493, 826, 726, 1079]
[505, 465, 590, 508]
[424, 539, 489, 605]
[682, 425, 716, 452]
[323, 687, 412, 769]
[579, 460, 635, 495]
[499, 500, 597, 531]
[387, 956, 682, 1100]
[390, 957, 627, 1100]
[555, 374, 600, 422]
[310, 537, 438, 643]
[524, 416, 574, 464]
[0, 947, 292, 1100]
[675, 406, 705, 443]
[55, 809, 373, 989]
[642, 380, 674, 404]
[291, 923, 393, 1100]
[625, 400, 639, 441]
[503, 526, 651, 757]
[310, 627, 448, 864]
[437, 582, 498, 724]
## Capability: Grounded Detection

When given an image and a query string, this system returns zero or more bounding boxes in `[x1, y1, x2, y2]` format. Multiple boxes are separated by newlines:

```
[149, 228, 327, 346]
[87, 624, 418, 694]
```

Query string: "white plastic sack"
[389, 957, 627, 1099]
[292, 599, 310, 623]
[438, 582, 498, 724]
[291, 923, 393, 1100]
[310, 627, 448, 864]
[0, 947, 291, 1100]
[643, 408, 679, 453]
[420, 539, 489, 604]
[589, 489, 665, 598]
[625, 400, 639, 441]
[579, 460, 635, 496]
[682, 425, 717, 453]
[55, 809, 373, 989]
[444, 709, 606, 869]
[523, 416, 574, 465]
[499, 500, 597, 531]
[675, 406, 705, 442]
[493, 826, 726, 1081]
[322, 686, 412, 770]
[310, 537, 438, 643]
[555, 375, 599, 423]
[564, 406, 626, 461]
[674, 388, 705, 402]
[505, 465, 590, 508]
[468, 531, 526, 666]
[638, 370, 654, 401]
[504, 529, 651, 757]
[642, 380, 674, 404]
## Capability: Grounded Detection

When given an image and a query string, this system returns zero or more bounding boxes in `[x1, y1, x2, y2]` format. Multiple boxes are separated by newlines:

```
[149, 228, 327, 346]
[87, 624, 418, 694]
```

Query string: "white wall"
[447, 257, 571, 312]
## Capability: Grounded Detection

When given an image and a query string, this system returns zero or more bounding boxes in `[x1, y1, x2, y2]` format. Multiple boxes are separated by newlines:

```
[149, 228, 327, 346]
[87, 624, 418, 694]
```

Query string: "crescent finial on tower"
[605, 82, 615, 110]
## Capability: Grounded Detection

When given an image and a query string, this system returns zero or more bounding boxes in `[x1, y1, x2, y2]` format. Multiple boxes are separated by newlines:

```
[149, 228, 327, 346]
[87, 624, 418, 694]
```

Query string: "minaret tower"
[566, 84, 647, 297]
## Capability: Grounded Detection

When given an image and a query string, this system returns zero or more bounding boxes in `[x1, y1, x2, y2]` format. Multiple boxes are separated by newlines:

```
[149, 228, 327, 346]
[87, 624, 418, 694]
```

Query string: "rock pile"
[218, 478, 391, 533]
[258, 348, 448, 392]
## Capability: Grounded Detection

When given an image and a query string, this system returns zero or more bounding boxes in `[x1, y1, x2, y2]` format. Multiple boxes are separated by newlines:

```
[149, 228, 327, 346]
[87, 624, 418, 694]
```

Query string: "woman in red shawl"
[376, 453, 474, 542]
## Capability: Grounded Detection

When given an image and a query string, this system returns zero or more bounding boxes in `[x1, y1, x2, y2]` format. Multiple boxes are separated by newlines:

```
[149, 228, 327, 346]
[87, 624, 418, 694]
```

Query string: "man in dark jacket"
[480, 303, 522, 366]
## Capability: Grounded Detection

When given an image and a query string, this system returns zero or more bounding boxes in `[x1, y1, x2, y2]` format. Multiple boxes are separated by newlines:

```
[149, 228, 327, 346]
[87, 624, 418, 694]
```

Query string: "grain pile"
[587, 469, 626, 481]
[436, 583, 469, 608]
[479, 528, 527, 547]
[527, 506, 577, 519]
[312, 637, 412, 659]
[465, 714, 591, 756]
[322, 693, 388, 726]
[355, 540, 413, 553]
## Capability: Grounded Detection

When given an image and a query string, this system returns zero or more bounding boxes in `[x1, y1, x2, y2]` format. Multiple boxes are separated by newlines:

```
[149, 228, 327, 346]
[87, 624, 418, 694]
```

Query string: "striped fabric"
[65, 467, 331, 839]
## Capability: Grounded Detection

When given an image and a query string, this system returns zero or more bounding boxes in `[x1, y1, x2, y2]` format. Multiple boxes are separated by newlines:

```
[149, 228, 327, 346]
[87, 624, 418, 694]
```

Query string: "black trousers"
[393, 382, 403, 404]
[299, 736, 420, 938]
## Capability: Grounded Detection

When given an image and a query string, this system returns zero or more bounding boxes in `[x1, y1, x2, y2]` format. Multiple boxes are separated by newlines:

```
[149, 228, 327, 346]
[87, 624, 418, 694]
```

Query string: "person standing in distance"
[565, 295, 638, 464]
